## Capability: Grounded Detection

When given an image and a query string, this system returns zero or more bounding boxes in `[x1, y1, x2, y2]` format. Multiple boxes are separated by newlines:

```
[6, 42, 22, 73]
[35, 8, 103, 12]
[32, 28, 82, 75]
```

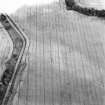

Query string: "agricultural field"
[1, 2, 105, 105]
[75, 0, 105, 9]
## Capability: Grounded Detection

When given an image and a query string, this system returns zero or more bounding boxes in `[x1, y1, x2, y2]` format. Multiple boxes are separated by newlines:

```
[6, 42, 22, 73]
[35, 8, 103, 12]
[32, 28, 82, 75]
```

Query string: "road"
[0, 14, 28, 105]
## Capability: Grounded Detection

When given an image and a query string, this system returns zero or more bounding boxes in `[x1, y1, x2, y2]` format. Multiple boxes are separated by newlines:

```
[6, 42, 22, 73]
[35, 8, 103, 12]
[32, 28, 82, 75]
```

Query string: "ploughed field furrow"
[0, 14, 27, 105]
[13, 5, 105, 105]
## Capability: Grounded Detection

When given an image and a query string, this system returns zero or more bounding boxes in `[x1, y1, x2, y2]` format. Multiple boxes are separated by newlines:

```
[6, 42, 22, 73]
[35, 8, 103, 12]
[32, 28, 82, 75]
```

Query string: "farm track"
[0, 14, 29, 105]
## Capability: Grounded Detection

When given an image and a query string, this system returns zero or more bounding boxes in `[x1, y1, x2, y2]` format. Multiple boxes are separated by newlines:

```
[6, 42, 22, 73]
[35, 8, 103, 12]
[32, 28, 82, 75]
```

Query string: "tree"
[65, 0, 75, 8]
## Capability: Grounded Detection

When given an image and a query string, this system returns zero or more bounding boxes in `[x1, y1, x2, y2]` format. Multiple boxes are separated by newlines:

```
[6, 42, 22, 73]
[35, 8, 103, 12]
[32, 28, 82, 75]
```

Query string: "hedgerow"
[65, 0, 105, 18]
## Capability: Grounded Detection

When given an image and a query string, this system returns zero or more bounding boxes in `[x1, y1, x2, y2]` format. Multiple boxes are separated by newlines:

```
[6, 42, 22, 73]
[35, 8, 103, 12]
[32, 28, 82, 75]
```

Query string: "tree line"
[65, 0, 105, 18]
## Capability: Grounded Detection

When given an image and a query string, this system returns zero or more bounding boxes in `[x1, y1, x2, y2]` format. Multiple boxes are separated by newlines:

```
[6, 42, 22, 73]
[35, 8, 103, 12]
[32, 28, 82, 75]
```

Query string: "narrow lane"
[0, 14, 29, 105]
